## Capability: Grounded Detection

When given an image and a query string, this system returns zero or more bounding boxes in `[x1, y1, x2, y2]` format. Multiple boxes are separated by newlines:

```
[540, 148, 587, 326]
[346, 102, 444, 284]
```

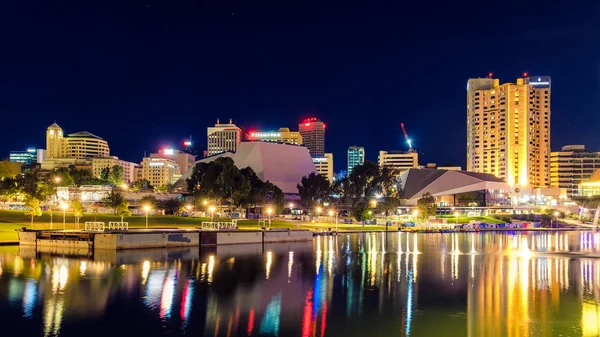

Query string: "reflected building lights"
[260, 294, 282, 336]
[180, 279, 194, 324]
[22, 279, 36, 318]
[207, 255, 215, 284]
[266, 252, 273, 280]
[43, 298, 64, 337]
[141, 261, 150, 284]
[160, 269, 177, 319]
[79, 261, 87, 276]
[288, 251, 294, 280]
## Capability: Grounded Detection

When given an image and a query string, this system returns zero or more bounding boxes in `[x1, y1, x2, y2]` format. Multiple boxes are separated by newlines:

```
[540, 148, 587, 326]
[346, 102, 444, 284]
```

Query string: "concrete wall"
[38, 239, 90, 250]
[263, 230, 312, 243]
[94, 234, 117, 249]
[18, 231, 37, 246]
[216, 231, 262, 245]
[97, 232, 200, 249]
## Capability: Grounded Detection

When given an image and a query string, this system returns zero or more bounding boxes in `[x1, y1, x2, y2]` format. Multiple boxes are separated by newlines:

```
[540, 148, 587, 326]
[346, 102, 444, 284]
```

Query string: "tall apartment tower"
[207, 119, 241, 156]
[347, 146, 365, 175]
[298, 118, 325, 158]
[466, 76, 551, 187]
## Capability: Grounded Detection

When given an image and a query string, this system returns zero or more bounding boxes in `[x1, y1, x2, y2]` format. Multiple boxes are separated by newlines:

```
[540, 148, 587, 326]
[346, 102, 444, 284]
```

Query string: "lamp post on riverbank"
[144, 205, 150, 229]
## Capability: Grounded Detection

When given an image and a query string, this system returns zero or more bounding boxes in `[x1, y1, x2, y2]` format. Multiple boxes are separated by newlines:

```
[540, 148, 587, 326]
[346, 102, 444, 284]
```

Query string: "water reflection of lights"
[141, 261, 150, 284]
[266, 251, 273, 280]
[316, 235, 322, 275]
[144, 270, 166, 308]
[51, 265, 68, 295]
[288, 251, 294, 280]
[79, 261, 87, 276]
[160, 269, 177, 319]
[180, 280, 194, 324]
[207, 255, 215, 284]
[22, 278, 36, 318]
[260, 294, 281, 336]
[43, 297, 64, 337]
[582, 301, 600, 337]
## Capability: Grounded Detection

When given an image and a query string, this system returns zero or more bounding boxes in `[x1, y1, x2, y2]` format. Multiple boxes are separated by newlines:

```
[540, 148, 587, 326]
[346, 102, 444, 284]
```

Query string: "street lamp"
[553, 211, 560, 229]
[54, 176, 61, 205]
[454, 211, 460, 224]
[329, 210, 338, 232]
[186, 204, 192, 211]
[143, 205, 150, 229]
[209, 206, 215, 222]
[412, 209, 419, 219]
[289, 203, 294, 209]
[316, 207, 322, 216]
[121, 183, 128, 190]
[267, 207, 273, 229]
[60, 202, 68, 230]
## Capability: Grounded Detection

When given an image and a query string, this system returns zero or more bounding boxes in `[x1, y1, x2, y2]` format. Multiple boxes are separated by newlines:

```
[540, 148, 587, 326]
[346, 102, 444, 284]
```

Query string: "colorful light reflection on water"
[1, 232, 600, 336]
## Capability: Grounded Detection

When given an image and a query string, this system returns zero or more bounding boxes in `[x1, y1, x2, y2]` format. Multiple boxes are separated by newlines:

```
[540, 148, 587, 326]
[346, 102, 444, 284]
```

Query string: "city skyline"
[1, 2, 599, 171]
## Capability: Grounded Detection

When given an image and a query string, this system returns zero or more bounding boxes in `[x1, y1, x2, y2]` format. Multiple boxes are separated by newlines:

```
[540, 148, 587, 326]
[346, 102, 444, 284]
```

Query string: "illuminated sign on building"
[163, 149, 175, 155]
[250, 132, 282, 138]
[313, 157, 328, 163]
[149, 162, 164, 167]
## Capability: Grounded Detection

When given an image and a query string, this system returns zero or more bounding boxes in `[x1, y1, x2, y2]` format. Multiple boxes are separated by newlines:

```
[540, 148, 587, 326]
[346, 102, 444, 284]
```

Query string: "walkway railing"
[108, 222, 129, 230]
[201, 221, 238, 230]
[84, 222, 105, 231]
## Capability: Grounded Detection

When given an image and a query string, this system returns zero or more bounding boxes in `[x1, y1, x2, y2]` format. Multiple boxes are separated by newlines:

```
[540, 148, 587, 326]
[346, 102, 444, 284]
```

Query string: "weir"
[17, 228, 313, 254]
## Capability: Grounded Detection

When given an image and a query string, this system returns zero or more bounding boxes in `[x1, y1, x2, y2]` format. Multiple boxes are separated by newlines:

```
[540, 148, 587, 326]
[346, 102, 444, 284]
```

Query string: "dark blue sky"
[1, 0, 599, 171]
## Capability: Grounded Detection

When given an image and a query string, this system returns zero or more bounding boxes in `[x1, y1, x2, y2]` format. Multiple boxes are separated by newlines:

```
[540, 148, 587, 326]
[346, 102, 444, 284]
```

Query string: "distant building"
[579, 169, 600, 197]
[466, 76, 551, 188]
[424, 163, 462, 171]
[175, 142, 316, 195]
[347, 146, 365, 175]
[247, 128, 303, 146]
[313, 153, 333, 183]
[552, 145, 600, 197]
[43, 122, 110, 170]
[150, 149, 196, 173]
[335, 170, 348, 181]
[298, 118, 325, 158]
[378, 151, 419, 174]
[207, 118, 241, 156]
[91, 157, 140, 183]
[140, 157, 181, 188]
[10, 148, 38, 165]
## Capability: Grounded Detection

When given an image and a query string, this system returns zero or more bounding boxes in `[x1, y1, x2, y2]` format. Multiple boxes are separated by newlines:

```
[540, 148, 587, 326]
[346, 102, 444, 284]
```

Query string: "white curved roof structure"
[175, 142, 316, 194]
[400, 168, 509, 205]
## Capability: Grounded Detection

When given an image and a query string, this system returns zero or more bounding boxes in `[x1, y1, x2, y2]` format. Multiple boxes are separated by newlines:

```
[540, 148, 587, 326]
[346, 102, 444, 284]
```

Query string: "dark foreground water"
[1, 232, 600, 337]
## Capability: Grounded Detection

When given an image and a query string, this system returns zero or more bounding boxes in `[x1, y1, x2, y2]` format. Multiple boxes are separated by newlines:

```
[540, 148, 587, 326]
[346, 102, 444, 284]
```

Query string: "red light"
[523, 72, 528, 77]
[323, 123, 326, 128]
[305, 123, 310, 127]
[183, 141, 192, 147]
[250, 132, 255, 137]
[488, 72, 493, 78]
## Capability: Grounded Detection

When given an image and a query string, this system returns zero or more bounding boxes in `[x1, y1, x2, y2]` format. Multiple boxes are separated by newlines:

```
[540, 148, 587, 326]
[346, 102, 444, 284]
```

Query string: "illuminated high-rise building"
[298, 118, 325, 158]
[207, 119, 241, 156]
[466, 75, 551, 187]
[313, 153, 333, 183]
[551, 145, 600, 197]
[347, 146, 365, 175]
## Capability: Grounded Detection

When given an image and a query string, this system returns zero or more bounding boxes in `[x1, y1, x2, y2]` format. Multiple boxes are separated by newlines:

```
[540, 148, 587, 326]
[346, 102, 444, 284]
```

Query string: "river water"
[1, 231, 600, 337]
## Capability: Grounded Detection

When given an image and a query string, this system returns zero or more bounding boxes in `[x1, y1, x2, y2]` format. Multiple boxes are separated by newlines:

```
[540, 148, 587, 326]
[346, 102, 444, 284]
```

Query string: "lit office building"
[313, 153, 333, 183]
[347, 146, 365, 175]
[466, 75, 551, 187]
[552, 145, 600, 197]
[140, 157, 181, 188]
[247, 128, 303, 145]
[298, 118, 325, 158]
[207, 119, 241, 156]
[9, 148, 39, 165]
[91, 157, 140, 183]
[150, 149, 196, 173]
[43, 122, 110, 170]
[378, 151, 419, 174]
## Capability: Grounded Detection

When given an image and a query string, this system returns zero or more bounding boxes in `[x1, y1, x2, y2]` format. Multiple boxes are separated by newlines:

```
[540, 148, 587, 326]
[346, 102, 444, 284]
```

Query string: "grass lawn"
[0, 210, 504, 242]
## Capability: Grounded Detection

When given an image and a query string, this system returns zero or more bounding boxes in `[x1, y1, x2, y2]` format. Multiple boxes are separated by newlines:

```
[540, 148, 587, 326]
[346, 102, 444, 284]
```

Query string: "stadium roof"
[400, 168, 509, 205]
[175, 142, 316, 194]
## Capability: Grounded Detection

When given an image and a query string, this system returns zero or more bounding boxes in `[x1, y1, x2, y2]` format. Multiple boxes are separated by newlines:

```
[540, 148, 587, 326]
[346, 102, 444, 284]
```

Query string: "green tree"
[102, 190, 126, 215]
[140, 195, 159, 209]
[160, 197, 183, 215]
[417, 192, 437, 220]
[297, 172, 331, 213]
[131, 179, 153, 191]
[17, 170, 55, 201]
[109, 166, 124, 186]
[52, 168, 75, 187]
[154, 183, 172, 193]
[24, 197, 42, 227]
[100, 167, 111, 183]
[71, 199, 84, 228]
[117, 201, 131, 222]
[353, 201, 371, 222]
[0, 177, 19, 202]
[0, 160, 20, 179]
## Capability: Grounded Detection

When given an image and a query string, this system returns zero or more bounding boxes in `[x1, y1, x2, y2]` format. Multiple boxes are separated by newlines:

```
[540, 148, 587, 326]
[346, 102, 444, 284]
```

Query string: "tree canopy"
[297, 172, 331, 213]
[417, 192, 437, 219]
[102, 190, 127, 215]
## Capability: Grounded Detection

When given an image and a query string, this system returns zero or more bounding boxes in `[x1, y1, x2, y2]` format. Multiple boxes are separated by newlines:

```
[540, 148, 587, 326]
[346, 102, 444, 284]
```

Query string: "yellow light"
[289, 203, 294, 208]
[412, 209, 419, 216]
[209, 206, 215, 212]
[186, 205, 192, 210]
[203, 200, 208, 205]
[316, 207, 322, 214]
[54, 176, 61, 183]
[267, 207, 273, 215]
[554, 211, 559, 217]
[454, 211, 459, 217]
[368, 210, 372, 215]
[60, 202, 68, 210]
[328, 210, 334, 217]
[121, 183, 128, 189]
[143, 205, 150, 212]
[370, 200, 377, 207]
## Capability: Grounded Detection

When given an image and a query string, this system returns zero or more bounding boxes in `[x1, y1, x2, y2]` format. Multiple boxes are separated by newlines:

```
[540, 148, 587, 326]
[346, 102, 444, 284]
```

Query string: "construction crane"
[400, 123, 415, 153]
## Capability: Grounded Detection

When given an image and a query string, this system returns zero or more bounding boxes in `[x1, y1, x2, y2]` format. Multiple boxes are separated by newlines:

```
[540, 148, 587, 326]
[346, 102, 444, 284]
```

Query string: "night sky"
[1, 1, 599, 171]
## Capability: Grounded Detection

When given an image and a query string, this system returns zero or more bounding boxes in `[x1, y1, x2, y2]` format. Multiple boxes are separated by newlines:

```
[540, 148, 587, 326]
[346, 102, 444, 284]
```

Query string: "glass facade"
[10, 149, 37, 164]
[347, 147, 365, 175]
